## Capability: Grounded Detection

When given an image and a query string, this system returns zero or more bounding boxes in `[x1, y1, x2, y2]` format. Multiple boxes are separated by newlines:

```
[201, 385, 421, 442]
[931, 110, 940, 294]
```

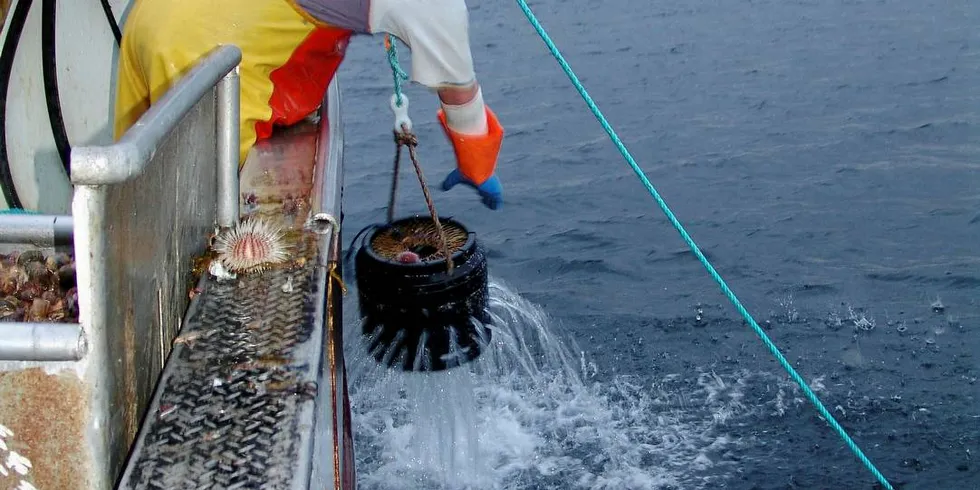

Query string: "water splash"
[344, 279, 802, 489]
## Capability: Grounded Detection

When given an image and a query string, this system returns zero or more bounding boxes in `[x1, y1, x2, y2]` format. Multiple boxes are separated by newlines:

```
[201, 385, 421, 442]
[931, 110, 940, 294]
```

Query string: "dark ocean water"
[336, 0, 979, 488]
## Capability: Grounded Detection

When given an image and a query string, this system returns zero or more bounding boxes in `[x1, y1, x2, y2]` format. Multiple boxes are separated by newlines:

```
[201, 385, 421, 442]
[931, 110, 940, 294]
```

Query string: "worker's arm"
[369, 0, 505, 210]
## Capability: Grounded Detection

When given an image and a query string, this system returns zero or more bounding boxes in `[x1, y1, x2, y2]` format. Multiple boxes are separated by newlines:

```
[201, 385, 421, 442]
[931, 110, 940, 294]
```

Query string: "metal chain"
[388, 124, 455, 274]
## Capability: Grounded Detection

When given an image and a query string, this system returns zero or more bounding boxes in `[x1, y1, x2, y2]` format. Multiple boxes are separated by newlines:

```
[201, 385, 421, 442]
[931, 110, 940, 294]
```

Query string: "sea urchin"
[212, 218, 290, 274]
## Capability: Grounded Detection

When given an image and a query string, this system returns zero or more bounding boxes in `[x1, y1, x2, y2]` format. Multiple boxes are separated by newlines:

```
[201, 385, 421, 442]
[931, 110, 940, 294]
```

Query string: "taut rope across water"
[381, 15, 895, 489]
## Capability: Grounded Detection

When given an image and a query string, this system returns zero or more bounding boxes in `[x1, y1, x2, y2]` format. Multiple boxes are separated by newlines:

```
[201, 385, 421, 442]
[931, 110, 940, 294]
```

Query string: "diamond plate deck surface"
[119, 226, 324, 490]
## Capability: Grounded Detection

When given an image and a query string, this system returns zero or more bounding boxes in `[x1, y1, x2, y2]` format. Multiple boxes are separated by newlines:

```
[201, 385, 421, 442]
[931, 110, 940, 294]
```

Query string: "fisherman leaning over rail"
[112, 0, 505, 209]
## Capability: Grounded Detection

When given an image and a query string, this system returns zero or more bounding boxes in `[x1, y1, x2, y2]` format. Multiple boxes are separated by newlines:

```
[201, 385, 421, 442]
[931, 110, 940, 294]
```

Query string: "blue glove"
[441, 168, 503, 210]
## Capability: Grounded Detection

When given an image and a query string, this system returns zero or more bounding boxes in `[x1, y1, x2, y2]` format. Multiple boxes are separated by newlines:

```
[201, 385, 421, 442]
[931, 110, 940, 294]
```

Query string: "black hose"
[99, 0, 122, 45]
[41, 0, 121, 177]
[42, 0, 71, 173]
[1, 0, 123, 208]
[0, 0, 34, 209]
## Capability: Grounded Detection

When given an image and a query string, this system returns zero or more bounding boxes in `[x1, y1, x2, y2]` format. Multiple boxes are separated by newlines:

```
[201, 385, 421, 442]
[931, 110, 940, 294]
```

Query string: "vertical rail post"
[216, 65, 241, 228]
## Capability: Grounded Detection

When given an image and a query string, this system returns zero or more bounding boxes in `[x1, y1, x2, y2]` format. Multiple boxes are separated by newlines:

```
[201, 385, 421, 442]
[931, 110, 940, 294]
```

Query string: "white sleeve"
[368, 0, 477, 88]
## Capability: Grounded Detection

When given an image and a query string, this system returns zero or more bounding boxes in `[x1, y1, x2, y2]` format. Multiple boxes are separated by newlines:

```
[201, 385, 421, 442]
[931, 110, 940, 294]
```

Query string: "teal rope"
[511, 1, 894, 489]
[385, 35, 410, 107]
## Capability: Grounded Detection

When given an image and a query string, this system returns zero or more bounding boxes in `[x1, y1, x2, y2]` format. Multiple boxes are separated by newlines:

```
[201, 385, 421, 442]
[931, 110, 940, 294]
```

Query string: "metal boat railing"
[0, 42, 352, 489]
[114, 58, 353, 489]
[0, 45, 242, 489]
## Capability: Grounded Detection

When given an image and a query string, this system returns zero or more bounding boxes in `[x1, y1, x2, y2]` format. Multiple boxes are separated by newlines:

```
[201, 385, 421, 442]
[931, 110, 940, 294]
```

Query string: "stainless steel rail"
[0, 214, 73, 246]
[0, 45, 243, 490]
[116, 77, 353, 490]
[0, 322, 87, 361]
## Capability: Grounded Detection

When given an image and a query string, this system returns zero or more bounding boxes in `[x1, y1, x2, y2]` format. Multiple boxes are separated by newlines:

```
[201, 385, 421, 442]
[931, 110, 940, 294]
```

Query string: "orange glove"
[437, 106, 505, 209]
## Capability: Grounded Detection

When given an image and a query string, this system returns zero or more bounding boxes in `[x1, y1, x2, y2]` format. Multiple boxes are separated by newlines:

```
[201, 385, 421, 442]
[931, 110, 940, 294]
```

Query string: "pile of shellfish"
[0, 250, 78, 323]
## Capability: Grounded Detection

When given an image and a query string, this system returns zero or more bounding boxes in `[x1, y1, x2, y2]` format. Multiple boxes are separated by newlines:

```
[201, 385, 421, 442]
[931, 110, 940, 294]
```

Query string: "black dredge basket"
[353, 216, 491, 372]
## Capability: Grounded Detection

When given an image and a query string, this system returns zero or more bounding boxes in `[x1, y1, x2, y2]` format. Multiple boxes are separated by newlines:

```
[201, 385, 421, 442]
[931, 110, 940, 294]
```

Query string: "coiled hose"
[0, 0, 122, 209]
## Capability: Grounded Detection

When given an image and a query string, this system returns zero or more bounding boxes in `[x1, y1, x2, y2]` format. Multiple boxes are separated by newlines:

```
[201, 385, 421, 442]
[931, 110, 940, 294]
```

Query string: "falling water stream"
[343, 279, 813, 490]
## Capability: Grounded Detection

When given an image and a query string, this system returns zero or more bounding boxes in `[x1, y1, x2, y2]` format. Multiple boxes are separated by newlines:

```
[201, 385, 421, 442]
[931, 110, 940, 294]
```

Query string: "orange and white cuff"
[440, 87, 488, 136]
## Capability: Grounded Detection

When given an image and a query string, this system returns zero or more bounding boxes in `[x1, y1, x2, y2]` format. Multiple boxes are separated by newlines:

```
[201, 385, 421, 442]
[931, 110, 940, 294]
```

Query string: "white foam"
[344, 279, 809, 489]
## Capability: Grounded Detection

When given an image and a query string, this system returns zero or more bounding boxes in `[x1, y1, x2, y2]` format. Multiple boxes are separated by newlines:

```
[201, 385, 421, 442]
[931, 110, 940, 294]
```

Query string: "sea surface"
[336, 0, 980, 488]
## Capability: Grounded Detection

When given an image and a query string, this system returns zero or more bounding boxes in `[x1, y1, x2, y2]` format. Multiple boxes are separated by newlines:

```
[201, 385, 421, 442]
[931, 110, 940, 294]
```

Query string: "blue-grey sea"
[337, 0, 980, 488]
